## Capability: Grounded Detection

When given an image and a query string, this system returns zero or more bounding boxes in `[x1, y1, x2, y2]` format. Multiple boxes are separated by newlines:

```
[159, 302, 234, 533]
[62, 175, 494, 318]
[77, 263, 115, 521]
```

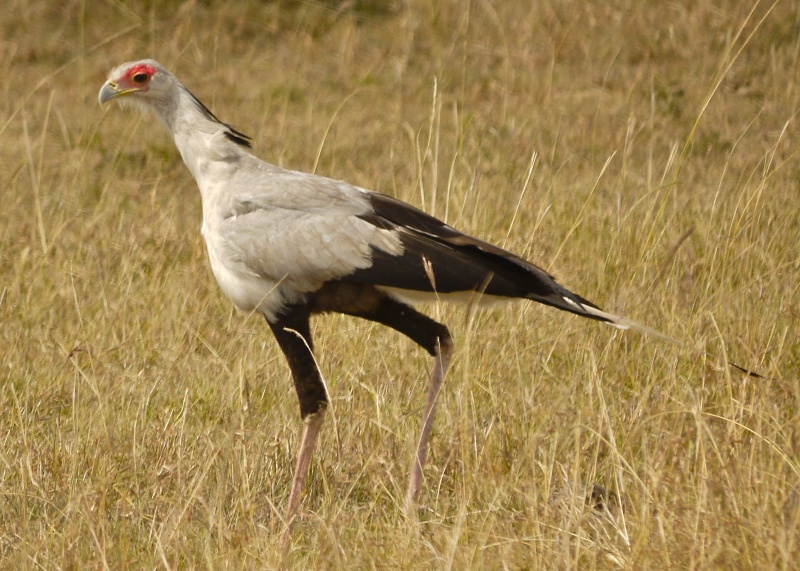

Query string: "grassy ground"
[2, 0, 799, 568]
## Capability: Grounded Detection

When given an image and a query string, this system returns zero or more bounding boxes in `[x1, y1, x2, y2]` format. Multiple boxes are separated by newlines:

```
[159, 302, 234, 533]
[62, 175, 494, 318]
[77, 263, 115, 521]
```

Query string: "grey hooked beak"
[98, 81, 140, 105]
[99, 82, 120, 105]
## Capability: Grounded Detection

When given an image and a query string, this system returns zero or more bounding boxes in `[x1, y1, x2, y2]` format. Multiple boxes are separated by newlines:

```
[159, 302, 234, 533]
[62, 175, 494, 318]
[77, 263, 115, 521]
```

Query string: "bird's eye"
[132, 72, 148, 83]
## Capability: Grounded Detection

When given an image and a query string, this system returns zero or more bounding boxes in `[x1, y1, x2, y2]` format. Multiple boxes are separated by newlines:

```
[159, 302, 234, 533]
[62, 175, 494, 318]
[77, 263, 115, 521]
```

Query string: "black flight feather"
[344, 193, 609, 322]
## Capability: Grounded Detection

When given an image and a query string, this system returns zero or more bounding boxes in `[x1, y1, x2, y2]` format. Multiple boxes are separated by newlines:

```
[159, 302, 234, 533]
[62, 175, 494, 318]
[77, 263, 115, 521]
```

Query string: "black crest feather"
[185, 87, 252, 148]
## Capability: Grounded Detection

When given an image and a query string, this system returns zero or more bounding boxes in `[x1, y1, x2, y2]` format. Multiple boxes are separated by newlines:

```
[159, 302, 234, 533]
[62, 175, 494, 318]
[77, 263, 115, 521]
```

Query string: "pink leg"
[406, 338, 453, 512]
[284, 409, 326, 531]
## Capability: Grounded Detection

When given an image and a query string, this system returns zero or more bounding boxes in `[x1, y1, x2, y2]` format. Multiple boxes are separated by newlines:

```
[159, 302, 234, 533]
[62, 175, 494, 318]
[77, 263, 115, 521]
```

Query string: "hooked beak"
[98, 81, 141, 105]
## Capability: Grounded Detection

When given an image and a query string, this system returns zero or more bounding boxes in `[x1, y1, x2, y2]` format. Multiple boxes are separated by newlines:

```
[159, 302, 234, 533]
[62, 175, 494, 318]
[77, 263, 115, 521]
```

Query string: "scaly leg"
[307, 284, 454, 512]
[267, 307, 328, 542]
[285, 408, 326, 523]
[406, 337, 453, 512]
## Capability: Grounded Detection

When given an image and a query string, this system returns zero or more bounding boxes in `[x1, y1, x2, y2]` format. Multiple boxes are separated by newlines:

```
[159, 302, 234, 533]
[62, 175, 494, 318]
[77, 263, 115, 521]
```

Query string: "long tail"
[579, 304, 683, 346]
[564, 296, 765, 379]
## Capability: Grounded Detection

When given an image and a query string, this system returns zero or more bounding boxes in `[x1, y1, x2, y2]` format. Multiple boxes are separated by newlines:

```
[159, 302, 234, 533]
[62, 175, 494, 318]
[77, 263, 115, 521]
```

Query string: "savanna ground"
[2, 0, 799, 568]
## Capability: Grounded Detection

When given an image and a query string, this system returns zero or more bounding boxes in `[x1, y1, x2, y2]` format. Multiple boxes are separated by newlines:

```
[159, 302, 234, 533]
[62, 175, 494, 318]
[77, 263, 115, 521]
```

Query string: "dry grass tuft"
[1, 0, 799, 568]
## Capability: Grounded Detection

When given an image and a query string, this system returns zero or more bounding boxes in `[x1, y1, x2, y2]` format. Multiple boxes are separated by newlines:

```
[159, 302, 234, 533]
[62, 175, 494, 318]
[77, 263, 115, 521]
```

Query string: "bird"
[98, 59, 660, 523]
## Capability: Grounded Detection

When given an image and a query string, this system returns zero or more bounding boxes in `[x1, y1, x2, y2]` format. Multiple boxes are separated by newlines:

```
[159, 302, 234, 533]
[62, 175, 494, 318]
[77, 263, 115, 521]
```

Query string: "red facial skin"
[119, 63, 158, 90]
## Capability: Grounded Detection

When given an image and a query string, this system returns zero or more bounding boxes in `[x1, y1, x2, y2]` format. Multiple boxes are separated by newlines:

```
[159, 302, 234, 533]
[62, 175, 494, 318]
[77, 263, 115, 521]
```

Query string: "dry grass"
[2, 0, 799, 568]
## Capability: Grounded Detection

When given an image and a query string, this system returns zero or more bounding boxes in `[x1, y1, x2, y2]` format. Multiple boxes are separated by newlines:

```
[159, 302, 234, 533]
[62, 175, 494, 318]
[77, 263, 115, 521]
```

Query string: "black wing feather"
[342, 193, 608, 321]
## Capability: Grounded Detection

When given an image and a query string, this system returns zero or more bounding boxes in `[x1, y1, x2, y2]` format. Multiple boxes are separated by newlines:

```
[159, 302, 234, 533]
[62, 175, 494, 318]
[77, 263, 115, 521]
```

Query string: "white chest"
[202, 230, 292, 321]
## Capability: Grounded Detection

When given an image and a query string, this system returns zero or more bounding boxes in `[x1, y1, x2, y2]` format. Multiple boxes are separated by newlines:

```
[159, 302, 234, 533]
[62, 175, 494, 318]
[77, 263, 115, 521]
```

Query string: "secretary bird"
[99, 59, 664, 520]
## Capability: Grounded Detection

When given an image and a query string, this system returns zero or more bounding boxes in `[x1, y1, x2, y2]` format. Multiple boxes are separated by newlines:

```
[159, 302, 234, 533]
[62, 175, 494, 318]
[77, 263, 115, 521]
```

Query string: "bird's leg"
[309, 285, 454, 512]
[267, 307, 328, 531]
[406, 336, 453, 512]
[285, 408, 326, 522]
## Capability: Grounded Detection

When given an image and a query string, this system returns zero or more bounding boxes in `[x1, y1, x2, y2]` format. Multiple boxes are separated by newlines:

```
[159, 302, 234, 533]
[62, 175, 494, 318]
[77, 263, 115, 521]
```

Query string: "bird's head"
[99, 59, 174, 113]
[99, 59, 251, 147]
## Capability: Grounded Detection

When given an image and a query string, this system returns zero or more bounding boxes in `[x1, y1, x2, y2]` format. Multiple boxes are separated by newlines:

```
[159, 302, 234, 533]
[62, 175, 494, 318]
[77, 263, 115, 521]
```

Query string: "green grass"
[1, 0, 799, 568]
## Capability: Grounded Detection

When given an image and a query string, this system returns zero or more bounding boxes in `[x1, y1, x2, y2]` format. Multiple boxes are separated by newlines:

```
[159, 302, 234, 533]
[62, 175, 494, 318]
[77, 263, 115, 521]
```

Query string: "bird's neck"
[158, 87, 248, 185]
